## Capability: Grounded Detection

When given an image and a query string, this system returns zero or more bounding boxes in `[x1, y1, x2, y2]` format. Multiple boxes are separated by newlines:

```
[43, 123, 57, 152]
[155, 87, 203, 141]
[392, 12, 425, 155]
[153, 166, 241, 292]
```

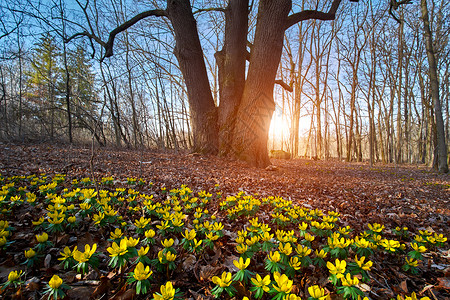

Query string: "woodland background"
[0, 0, 449, 169]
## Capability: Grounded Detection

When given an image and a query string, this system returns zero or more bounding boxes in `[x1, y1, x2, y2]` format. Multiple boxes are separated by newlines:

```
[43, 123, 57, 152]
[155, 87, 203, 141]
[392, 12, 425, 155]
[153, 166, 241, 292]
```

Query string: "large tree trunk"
[216, 0, 249, 156]
[167, 0, 218, 154]
[420, 0, 449, 173]
[230, 0, 291, 167]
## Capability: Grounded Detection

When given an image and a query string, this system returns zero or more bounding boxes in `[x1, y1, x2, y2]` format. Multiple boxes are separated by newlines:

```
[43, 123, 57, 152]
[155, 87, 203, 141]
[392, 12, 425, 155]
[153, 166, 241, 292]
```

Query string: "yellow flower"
[67, 216, 76, 223]
[405, 257, 418, 267]
[273, 272, 293, 293]
[110, 228, 123, 240]
[25, 248, 36, 258]
[153, 281, 175, 300]
[269, 251, 281, 263]
[107, 239, 128, 257]
[212, 222, 224, 231]
[206, 232, 220, 241]
[92, 212, 104, 225]
[212, 272, 233, 288]
[368, 223, 384, 233]
[233, 257, 250, 270]
[58, 246, 74, 260]
[434, 233, 447, 243]
[48, 275, 63, 289]
[341, 273, 359, 287]
[354, 237, 371, 249]
[79, 203, 91, 210]
[308, 285, 330, 299]
[157, 220, 170, 231]
[133, 262, 152, 281]
[32, 216, 45, 226]
[36, 232, 48, 243]
[0, 236, 6, 247]
[8, 270, 23, 282]
[411, 243, 427, 253]
[165, 252, 177, 262]
[236, 243, 248, 254]
[138, 246, 149, 257]
[295, 245, 312, 257]
[260, 231, 274, 242]
[246, 236, 259, 246]
[315, 249, 328, 259]
[289, 257, 302, 270]
[326, 259, 346, 276]
[284, 294, 302, 300]
[355, 256, 373, 271]
[279, 243, 293, 256]
[193, 238, 202, 248]
[251, 273, 271, 292]
[161, 238, 174, 248]
[380, 239, 400, 252]
[134, 217, 150, 229]
[145, 229, 156, 239]
[73, 244, 97, 263]
[125, 237, 140, 248]
[182, 229, 196, 241]
[304, 233, 315, 242]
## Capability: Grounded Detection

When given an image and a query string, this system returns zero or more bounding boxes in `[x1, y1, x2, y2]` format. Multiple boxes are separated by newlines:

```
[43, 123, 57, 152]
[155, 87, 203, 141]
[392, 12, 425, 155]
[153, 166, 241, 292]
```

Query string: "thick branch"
[275, 80, 293, 92]
[193, 7, 225, 14]
[389, 0, 413, 23]
[65, 31, 105, 47]
[285, 0, 342, 29]
[104, 9, 167, 57]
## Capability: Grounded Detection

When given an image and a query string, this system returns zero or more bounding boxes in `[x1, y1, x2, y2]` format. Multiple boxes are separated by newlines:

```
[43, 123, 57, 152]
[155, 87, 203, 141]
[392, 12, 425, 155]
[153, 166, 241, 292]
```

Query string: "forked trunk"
[230, 0, 291, 167]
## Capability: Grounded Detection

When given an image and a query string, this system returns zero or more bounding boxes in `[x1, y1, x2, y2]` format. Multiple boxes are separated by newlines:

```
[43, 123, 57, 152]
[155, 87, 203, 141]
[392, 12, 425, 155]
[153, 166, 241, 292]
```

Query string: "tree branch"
[285, 0, 342, 30]
[193, 7, 225, 14]
[275, 80, 293, 92]
[389, 0, 413, 23]
[104, 9, 167, 58]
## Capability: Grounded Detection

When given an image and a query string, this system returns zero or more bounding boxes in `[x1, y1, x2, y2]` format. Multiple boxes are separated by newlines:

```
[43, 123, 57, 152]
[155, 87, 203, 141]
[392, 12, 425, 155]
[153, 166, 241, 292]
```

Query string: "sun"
[269, 112, 290, 144]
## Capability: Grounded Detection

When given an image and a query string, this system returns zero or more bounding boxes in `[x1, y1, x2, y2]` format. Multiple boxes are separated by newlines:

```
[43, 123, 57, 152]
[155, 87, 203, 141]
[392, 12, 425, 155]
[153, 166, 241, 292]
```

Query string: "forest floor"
[0, 142, 449, 300]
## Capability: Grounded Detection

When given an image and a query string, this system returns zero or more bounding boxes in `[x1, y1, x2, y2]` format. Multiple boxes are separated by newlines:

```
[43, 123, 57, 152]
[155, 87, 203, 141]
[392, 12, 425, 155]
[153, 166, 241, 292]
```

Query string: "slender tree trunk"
[167, 0, 218, 154]
[396, 16, 404, 164]
[420, 0, 449, 172]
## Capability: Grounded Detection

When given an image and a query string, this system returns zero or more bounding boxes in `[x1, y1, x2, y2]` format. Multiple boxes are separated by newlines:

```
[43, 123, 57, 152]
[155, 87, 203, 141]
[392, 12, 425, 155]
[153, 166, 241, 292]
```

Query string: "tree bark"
[420, 0, 449, 173]
[231, 0, 291, 167]
[216, 0, 249, 156]
[167, 0, 218, 154]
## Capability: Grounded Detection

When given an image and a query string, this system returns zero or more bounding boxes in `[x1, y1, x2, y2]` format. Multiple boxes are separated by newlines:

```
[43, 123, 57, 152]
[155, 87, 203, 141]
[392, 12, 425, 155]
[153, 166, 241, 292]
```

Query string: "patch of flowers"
[0, 173, 447, 300]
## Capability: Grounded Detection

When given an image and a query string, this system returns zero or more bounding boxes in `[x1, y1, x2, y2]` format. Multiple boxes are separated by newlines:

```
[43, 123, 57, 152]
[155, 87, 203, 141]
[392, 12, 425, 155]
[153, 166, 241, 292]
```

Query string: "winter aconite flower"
[161, 238, 174, 248]
[133, 262, 152, 281]
[341, 273, 359, 287]
[251, 274, 271, 292]
[43, 274, 70, 300]
[107, 239, 128, 257]
[153, 281, 177, 300]
[308, 285, 330, 300]
[48, 275, 63, 289]
[2, 270, 24, 290]
[233, 257, 250, 270]
[36, 232, 48, 243]
[182, 229, 196, 241]
[327, 258, 346, 284]
[109, 228, 123, 240]
[212, 271, 233, 288]
[25, 248, 36, 258]
[272, 272, 293, 294]
[355, 256, 373, 271]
